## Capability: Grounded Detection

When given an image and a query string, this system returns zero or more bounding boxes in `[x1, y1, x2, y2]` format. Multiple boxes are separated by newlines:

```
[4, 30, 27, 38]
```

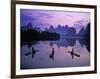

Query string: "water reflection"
[21, 41, 39, 48]
[21, 37, 90, 69]
[78, 38, 90, 52]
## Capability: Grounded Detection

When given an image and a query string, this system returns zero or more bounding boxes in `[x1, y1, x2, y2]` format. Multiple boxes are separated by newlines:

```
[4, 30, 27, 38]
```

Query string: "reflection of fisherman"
[49, 48, 55, 60]
[52, 48, 54, 55]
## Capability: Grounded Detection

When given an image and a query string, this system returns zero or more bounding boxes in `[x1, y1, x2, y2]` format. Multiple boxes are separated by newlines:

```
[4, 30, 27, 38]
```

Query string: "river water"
[21, 37, 90, 69]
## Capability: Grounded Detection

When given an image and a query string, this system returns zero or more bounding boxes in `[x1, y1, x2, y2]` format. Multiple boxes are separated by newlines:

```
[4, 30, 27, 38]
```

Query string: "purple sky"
[20, 9, 90, 30]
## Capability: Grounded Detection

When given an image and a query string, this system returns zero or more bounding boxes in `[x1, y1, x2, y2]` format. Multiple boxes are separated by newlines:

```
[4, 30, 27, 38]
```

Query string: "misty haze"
[20, 9, 90, 69]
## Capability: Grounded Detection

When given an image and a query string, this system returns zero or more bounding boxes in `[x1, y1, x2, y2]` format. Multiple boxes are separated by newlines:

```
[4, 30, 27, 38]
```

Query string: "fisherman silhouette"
[31, 47, 37, 58]
[25, 47, 39, 58]
[49, 48, 55, 60]
[68, 48, 80, 59]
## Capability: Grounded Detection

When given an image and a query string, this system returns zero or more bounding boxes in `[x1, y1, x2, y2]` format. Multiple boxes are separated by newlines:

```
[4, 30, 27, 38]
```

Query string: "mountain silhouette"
[21, 22, 41, 32]
[21, 22, 90, 38]
[46, 24, 71, 35]
[78, 23, 90, 37]
[21, 23, 33, 31]
[46, 23, 90, 37]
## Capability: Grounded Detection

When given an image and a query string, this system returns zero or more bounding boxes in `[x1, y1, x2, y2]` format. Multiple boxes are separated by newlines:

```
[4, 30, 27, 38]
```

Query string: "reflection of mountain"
[50, 37, 90, 52]
[21, 41, 39, 48]
[78, 38, 90, 52]
[22, 37, 90, 52]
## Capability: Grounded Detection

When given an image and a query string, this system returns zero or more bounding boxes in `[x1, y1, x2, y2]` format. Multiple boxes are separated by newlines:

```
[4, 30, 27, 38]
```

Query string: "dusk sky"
[20, 9, 90, 30]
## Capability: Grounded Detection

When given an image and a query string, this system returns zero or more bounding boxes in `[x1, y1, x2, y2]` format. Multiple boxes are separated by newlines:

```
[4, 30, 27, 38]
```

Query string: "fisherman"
[32, 47, 36, 54]
[68, 48, 80, 59]
[49, 48, 55, 60]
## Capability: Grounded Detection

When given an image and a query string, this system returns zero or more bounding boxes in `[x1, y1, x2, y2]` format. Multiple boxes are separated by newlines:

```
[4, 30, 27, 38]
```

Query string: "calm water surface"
[21, 37, 90, 69]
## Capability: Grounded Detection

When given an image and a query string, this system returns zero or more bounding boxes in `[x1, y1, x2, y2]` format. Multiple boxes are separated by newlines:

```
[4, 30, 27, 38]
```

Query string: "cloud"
[37, 12, 53, 18]
[20, 9, 90, 30]
[75, 19, 89, 25]
[66, 14, 74, 18]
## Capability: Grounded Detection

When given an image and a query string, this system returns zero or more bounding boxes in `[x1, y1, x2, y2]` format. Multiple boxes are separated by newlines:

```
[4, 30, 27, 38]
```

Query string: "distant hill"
[78, 23, 90, 37]
[46, 23, 90, 37]
[46, 24, 71, 35]
[21, 22, 90, 37]
[21, 23, 41, 32]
